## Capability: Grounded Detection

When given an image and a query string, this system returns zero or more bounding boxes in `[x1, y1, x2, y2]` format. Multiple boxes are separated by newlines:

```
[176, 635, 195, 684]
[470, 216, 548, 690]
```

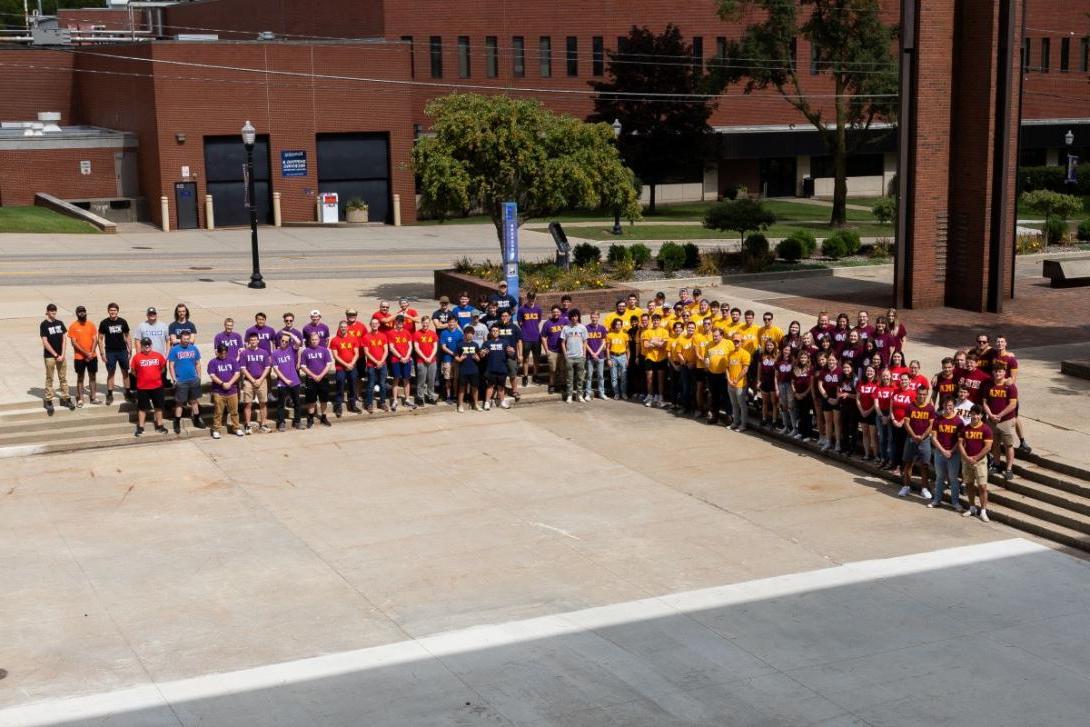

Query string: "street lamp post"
[611, 118, 623, 236]
[1065, 129, 1077, 186]
[241, 120, 265, 289]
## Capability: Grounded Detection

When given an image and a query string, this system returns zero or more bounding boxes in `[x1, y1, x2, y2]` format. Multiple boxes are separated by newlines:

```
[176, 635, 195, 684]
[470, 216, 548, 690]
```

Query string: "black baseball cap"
[215, 343, 228, 352]
[146, 307, 157, 314]
[140, 336, 152, 345]
[75, 305, 86, 313]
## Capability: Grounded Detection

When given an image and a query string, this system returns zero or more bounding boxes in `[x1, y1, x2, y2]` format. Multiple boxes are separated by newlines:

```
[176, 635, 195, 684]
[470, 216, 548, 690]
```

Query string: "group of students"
[39, 289, 1027, 521]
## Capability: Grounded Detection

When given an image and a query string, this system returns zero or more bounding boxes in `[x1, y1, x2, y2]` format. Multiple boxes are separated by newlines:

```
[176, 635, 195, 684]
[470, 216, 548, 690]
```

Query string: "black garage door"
[316, 133, 390, 223]
[203, 135, 272, 227]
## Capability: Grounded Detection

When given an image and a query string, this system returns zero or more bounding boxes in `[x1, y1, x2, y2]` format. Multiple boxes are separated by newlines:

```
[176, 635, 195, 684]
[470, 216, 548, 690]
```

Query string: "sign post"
[501, 201, 520, 302]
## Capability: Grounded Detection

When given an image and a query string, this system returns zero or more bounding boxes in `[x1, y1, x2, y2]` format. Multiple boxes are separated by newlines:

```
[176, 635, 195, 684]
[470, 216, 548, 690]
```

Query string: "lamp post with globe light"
[241, 120, 265, 289]
[611, 118, 623, 236]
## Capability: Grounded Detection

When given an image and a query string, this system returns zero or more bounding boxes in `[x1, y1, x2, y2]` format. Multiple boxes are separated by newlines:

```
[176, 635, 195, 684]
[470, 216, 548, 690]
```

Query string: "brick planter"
[433, 270, 638, 313]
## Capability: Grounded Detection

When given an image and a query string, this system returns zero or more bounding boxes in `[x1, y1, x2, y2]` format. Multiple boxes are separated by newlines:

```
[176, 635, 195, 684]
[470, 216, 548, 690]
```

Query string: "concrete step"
[988, 487, 1090, 535]
[1012, 461, 1090, 499]
[984, 506, 1090, 553]
[1003, 476, 1090, 517]
[0, 420, 145, 447]
[1018, 450, 1090, 485]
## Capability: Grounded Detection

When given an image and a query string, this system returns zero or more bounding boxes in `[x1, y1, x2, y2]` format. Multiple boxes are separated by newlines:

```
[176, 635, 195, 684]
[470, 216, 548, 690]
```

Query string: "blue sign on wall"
[281, 150, 308, 177]
[502, 201, 520, 302]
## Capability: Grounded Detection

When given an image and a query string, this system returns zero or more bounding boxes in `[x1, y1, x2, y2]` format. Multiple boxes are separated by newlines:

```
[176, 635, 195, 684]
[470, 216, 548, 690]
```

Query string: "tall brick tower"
[895, 0, 1024, 312]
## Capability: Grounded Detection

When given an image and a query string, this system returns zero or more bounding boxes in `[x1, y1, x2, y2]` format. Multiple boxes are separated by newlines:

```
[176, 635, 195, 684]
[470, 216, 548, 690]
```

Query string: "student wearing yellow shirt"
[736, 310, 761, 354]
[693, 318, 713, 414]
[602, 299, 630, 333]
[757, 312, 784, 351]
[726, 333, 752, 431]
[605, 318, 630, 400]
[675, 321, 700, 413]
[703, 328, 733, 424]
[723, 307, 743, 338]
[639, 314, 670, 407]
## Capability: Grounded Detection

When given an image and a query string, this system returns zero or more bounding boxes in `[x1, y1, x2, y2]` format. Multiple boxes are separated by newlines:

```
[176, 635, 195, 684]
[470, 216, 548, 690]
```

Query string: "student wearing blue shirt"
[482, 325, 512, 410]
[438, 317, 464, 404]
[454, 325, 481, 412]
[451, 292, 478, 330]
[489, 281, 518, 316]
[166, 330, 206, 433]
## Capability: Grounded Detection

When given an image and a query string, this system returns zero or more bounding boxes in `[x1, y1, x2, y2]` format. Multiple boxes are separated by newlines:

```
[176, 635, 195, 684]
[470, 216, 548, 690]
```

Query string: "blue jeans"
[366, 365, 388, 407]
[609, 354, 628, 397]
[932, 450, 962, 506]
[334, 368, 358, 406]
[678, 366, 695, 410]
[584, 357, 606, 397]
[877, 416, 895, 461]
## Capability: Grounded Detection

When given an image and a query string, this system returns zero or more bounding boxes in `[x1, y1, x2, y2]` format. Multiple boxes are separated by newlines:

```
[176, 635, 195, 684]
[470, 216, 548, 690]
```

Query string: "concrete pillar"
[393, 193, 402, 226]
[702, 164, 718, 201]
[273, 192, 282, 227]
[160, 196, 170, 232]
[204, 194, 215, 230]
[796, 156, 811, 197]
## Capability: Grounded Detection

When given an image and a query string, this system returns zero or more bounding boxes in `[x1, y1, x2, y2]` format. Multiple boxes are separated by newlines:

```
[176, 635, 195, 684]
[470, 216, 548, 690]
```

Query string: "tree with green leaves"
[412, 94, 640, 251]
[0, 0, 90, 27]
[703, 197, 777, 243]
[590, 24, 723, 214]
[716, 0, 898, 227]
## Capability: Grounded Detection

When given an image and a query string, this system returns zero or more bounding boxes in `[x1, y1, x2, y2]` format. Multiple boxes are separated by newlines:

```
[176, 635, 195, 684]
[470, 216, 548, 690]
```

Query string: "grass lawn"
[0, 206, 100, 234]
[539, 220, 895, 242]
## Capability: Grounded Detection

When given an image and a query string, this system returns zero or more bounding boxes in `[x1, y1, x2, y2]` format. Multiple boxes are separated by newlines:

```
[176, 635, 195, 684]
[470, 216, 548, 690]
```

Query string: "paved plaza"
[3, 224, 1090, 725]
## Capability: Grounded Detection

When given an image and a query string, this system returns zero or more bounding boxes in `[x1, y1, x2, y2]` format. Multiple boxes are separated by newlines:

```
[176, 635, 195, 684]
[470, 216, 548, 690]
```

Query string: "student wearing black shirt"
[98, 302, 132, 405]
[168, 303, 197, 345]
[40, 303, 74, 415]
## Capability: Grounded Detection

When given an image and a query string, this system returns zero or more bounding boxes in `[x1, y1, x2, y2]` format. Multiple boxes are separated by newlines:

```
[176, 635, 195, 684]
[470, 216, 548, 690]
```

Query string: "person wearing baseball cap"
[207, 342, 244, 439]
[135, 306, 170, 357]
[67, 304, 100, 406]
[130, 336, 168, 437]
[303, 309, 330, 346]
[489, 281, 518, 316]
[431, 296, 453, 329]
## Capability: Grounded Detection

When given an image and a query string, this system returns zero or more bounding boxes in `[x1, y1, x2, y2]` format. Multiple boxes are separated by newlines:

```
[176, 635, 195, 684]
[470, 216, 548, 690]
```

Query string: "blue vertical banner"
[502, 201, 520, 301]
[1066, 154, 1079, 185]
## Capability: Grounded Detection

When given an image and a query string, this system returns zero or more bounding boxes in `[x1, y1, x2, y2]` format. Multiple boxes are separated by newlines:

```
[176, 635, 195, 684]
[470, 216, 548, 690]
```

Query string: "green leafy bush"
[821, 235, 850, 260]
[1044, 215, 1068, 245]
[871, 196, 897, 224]
[657, 241, 686, 273]
[1078, 218, 1090, 242]
[572, 242, 601, 266]
[611, 258, 636, 280]
[744, 233, 770, 258]
[682, 242, 700, 269]
[742, 233, 773, 272]
[629, 243, 652, 269]
[696, 247, 738, 275]
[607, 243, 631, 265]
[868, 238, 894, 259]
[1021, 189, 1084, 219]
[823, 229, 861, 257]
[1015, 233, 1043, 255]
[786, 229, 817, 257]
[776, 236, 805, 262]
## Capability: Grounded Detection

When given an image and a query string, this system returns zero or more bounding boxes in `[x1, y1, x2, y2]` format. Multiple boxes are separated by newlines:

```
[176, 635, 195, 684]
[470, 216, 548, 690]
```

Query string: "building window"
[401, 35, 414, 79]
[691, 36, 703, 71]
[457, 36, 471, 78]
[714, 36, 727, 72]
[1040, 37, 1050, 73]
[486, 36, 498, 78]
[1060, 36, 1070, 72]
[539, 36, 552, 77]
[1022, 39, 1031, 72]
[592, 36, 604, 75]
[513, 36, 525, 77]
[810, 41, 820, 74]
[429, 36, 443, 78]
[566, 36, 578, 77]
[1082, 37, 1090, 72]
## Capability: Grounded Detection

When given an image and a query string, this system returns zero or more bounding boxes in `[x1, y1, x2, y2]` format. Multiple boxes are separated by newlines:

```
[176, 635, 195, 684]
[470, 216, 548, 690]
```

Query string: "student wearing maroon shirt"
[957, 353, 991, 405]
[809, 311, 834, 345]
[929, 397, 964, 512]
[831, 313, 852, 354]
[839, 330, 864, 375]
[931, 357, 959, 406]
[990, 335, 1030, 453]
[871, 318, 898, 366]
[854, 310, 875, 343]
[775, 345, 796, 433]
[886, 307, 907, 351]
[984, 366, 1019, 480]
[856, 365, 880, 462]
[959, 406, 994, 521]
[811, 352, 829, 446]
[837, 361, 858, 455]
[791, 351, 815, 441]
[971, 334, 993, 373]
[816, 355, 841, 453]
[780, 320, 803, 352]
[900, 387, 935, 499]
[757, 339, 778, 427]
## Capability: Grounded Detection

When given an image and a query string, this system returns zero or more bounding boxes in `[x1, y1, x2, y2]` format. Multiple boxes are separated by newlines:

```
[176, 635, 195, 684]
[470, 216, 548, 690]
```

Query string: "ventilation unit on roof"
[175, 34, 219, 41]
[38, 112, 61, 132]
[257, 31, 276, 41]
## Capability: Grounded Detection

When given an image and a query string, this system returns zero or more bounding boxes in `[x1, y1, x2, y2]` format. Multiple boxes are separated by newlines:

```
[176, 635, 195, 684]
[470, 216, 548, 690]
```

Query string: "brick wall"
[0, 48, 75, 125]
[0, 147, 122, 205]
[163, 0, 385, 40]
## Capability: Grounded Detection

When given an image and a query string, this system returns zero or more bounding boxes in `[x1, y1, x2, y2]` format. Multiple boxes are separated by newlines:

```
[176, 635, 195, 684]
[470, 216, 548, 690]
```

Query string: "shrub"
[741, 233, 773, 272]
[824, 229, 861, 256]
[786, 229, 817, 257]
[776, 236, 805, 262]
[868, 238, 894, 259]
[703, 197, 776, 240]
[629, 243, 652, 269]
[871, 196, 897, 224]
[611, 258, 636, 281]
[1020, 189, 1084, 219]
[821, 235, 850, 260]
[744, 233, 770, 258]
[1015, 233, 1043, 255]
[657, 241, 686, 273]
[606, 243, 631, 265]
[682, 242, 700, 269]
[1078, 218, 1090, 241]
[696, 247, 737, 275]
[1044, 215, 1068, 246]
[572, 242, 601, 266]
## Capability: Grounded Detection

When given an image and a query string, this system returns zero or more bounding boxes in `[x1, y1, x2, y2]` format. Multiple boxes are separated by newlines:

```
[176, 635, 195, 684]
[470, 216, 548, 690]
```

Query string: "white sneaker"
[644, 398, 653, 407]
[926, 502, 936, 509]
[897, 485, 910, 497]
[500, 398, 511, 409]
[565, 396, 573, 403]
[483, 401, 491, 411]
[456, 405, 464, 413]
[920, 488, 932, 501]
[962, 509, 974, 517]
[235, 429, 245, 438]
[577, 395, 586, 403]
[979, 509, 990, 523]
[211, 430, 221, 440]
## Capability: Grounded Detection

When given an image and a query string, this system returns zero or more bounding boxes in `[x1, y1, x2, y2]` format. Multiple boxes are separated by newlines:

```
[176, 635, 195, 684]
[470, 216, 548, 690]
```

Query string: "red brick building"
[0, 0, 1087, 243]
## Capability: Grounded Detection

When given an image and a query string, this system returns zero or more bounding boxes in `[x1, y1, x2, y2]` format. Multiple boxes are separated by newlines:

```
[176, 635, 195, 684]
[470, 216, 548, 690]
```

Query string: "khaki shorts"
[962, 457, 988, 487]
[994, 419, 1015, 447]
[441, 361, 453, 380]
[241, 378, 268, 404]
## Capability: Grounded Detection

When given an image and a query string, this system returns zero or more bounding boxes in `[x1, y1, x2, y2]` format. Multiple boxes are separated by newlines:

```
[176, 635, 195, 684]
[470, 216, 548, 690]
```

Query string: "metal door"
[316, 133, 391, 222]
[174, 181, 199, 229]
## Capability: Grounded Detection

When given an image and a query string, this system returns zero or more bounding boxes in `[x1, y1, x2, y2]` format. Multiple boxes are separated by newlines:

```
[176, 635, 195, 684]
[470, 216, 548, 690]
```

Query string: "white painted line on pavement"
[0, 538, 1052, 726]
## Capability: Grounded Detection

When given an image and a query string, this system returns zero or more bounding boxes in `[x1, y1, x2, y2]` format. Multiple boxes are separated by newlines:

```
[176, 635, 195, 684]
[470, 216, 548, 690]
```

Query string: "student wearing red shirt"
[856, 365, 880, 462]
[344, 308, 367, 403]
[990, 335, 1030, 454]
[329, 320, 360, 417]
[361, 319, 390, 413]
[889, 373, 916, 474]
[906, 360, 929, 392]
[957, 353, 991, 404]
[931, 357, 959, 405]
[959, 406, 994, 521]
[929, 397, 964, 512]
[886, 350, 909, 382]
[900, 387, 935, 500]
[983, 366, 1018, 480]
[874, 369, 897, 468]
[395, 298, 421, 333]
[413, 316, 439, 405]
[130, 337, 169, 437]
[387, 316, 416, 411]
[370, 301, 396, 331]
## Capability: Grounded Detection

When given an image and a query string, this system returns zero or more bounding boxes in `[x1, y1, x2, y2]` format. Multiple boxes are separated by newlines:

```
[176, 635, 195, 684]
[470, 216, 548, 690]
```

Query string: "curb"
[721, 268, 834, 284]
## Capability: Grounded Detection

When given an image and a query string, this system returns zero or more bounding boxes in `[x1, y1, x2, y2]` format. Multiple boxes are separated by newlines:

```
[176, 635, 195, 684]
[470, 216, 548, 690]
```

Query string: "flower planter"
[347, 208, 369, 223]
[433, 269, 638, 312]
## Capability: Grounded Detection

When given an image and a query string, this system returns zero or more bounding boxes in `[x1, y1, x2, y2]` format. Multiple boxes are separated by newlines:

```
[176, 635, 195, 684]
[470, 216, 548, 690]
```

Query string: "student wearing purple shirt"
[271, 333, 302, 430]
[279, 312, 304, 349]
[302, 309, 331, 347]
[213, 318, 244, 363]
[541, 305, 567, 394]
[583, 310, 608, 400]
[239, 332, 272, 433]
[518, 291, 543, 387]
[300, 331, 334, 428]
[207, 344, 243, 439]
[245, 312, 277, 353]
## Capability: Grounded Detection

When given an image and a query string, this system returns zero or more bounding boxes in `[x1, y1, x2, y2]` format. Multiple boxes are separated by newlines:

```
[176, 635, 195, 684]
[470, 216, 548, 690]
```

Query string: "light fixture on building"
[175, 132, 186, 144]
[611, 118, 622, 139]
[1065, 129, 1074, 146]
